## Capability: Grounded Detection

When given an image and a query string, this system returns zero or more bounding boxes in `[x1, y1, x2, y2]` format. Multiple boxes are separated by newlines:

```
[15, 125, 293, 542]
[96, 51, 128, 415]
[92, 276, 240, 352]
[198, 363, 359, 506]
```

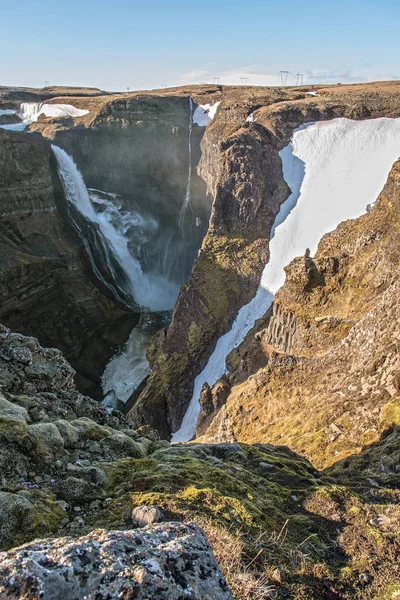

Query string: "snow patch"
[246, 112, 255, 122]
[306, 91, 319, 96]
[172, 116, 400, 443]
[20, 102, 89, 123]
[1, 102, 89, 131]
[193, 102, 221, 126]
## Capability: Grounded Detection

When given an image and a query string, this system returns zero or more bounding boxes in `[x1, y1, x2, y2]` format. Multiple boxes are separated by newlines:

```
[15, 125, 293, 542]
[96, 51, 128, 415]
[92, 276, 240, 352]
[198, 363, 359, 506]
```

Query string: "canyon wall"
[200, 158, 400, 468]
[0, 129, 135, 398]
[129, 82, 400, 438]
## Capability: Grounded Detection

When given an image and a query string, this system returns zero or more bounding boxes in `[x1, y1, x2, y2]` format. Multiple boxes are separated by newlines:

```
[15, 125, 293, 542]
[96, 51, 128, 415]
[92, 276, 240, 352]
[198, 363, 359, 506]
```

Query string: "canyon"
[1, 80, 400, 599]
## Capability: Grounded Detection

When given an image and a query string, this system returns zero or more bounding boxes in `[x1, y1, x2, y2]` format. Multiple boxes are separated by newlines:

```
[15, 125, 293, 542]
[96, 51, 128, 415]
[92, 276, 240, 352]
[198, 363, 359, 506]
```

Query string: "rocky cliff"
[128, 81, 400, 438]
[0, 128, 136, 398]
[199, 157, 400, 469]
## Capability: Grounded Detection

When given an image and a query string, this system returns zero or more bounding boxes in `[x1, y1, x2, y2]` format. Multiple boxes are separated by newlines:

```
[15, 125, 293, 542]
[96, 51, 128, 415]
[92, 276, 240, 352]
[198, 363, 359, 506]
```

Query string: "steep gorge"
[128, 82, 400, 438]
[2, 82, 400, 599]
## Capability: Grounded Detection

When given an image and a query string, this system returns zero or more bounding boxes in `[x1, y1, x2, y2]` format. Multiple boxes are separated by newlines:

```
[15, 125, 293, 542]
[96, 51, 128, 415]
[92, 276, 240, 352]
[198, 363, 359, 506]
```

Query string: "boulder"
[0, 522, 232, 599]
[132, 505, 163, 527]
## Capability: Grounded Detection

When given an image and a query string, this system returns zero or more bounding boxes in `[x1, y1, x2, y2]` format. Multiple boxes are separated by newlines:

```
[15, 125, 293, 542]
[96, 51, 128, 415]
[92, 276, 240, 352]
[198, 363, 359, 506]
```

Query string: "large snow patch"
[172, 116, 400, 442]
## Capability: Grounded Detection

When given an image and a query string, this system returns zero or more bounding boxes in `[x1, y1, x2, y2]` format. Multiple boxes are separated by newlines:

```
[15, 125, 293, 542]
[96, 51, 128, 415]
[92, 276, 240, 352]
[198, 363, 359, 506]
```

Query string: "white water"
[0, 102, 89, 131]
[178, 98, 194, 231]
[172, 116, 400, 442]
[102, 321, 151, 403]
[52, 145, 179, 311]
[193, 101, 221, 126]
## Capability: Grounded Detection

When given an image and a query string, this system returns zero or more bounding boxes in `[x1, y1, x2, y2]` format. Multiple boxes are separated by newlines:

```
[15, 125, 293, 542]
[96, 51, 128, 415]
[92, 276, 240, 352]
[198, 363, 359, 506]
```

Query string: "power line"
[213, 77, 220, 85]
[279, 70, 290, 86]
[296, 73, 304, 86]
[240, 77, 248, 85]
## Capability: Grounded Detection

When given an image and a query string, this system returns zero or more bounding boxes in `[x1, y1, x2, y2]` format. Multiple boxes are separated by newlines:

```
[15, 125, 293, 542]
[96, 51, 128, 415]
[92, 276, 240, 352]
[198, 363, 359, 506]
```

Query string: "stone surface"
[132, 504, 163, 527]
[0, 523, 232, 600]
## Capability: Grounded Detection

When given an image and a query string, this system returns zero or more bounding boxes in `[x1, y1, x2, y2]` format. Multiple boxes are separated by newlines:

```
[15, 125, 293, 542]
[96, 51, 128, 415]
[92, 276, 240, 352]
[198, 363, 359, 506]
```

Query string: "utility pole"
[213, 77, 220, 85]
[296, 73, 304, 86]
[240, 77, 248, 85]
[279, 71, 290, 86]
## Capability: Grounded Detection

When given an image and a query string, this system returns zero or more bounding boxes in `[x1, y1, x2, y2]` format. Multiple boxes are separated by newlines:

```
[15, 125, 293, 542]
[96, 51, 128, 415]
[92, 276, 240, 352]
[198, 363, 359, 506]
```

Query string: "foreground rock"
[1, 323, 400, 597]
[0, 522, 232, 600]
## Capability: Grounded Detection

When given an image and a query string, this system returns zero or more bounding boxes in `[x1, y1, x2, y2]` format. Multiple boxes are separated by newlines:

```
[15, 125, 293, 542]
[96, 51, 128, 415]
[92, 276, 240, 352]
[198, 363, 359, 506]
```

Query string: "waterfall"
[19, 103, 42, 123]
[52, 145, 179, 311]
[177, 97, 194, 232]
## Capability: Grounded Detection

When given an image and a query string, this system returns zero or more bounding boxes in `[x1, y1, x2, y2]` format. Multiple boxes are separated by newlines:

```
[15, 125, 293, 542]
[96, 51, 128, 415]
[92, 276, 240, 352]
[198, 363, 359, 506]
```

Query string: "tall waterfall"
[177, 97, 194, 232]
[52, 145, 179, 311]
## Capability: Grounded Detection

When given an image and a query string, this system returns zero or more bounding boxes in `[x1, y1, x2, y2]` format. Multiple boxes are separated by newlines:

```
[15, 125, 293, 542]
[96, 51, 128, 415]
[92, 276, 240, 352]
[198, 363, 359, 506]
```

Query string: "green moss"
[380, 397, 400, 430]
[0, 490, 64, 551]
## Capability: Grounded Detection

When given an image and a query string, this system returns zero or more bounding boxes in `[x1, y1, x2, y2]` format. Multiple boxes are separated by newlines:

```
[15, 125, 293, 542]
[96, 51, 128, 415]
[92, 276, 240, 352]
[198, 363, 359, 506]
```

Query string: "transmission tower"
[296, 73, 304, 86]
[44, 80, 49, 88]
[126, 87, 130, 93]
[213, 77, 220, 85]
[279, 70, 290, 86]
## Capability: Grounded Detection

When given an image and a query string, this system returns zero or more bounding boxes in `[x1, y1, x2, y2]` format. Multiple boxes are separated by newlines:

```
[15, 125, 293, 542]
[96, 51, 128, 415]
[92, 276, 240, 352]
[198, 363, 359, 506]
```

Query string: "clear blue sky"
[2, 0, 399, 91]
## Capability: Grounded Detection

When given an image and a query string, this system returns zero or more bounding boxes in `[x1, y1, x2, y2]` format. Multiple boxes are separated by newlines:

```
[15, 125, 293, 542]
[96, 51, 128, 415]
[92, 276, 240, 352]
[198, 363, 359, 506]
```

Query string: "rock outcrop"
[0, 128, 136, 398]
[0, 523, 232, 600]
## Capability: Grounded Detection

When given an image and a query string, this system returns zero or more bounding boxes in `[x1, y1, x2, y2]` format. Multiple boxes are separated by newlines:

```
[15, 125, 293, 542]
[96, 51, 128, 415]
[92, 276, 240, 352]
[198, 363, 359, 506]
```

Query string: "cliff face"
[129, 81, 400, 438]
[0, 129, 135, 398]
[200, 158, 400, 468]
[129, 120, 289, 435]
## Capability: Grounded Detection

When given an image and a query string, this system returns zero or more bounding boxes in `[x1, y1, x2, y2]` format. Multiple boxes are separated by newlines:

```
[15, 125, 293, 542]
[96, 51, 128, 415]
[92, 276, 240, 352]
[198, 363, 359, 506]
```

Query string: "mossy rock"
[380, 397, 400, 431]
[0, 490, 64, 551]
